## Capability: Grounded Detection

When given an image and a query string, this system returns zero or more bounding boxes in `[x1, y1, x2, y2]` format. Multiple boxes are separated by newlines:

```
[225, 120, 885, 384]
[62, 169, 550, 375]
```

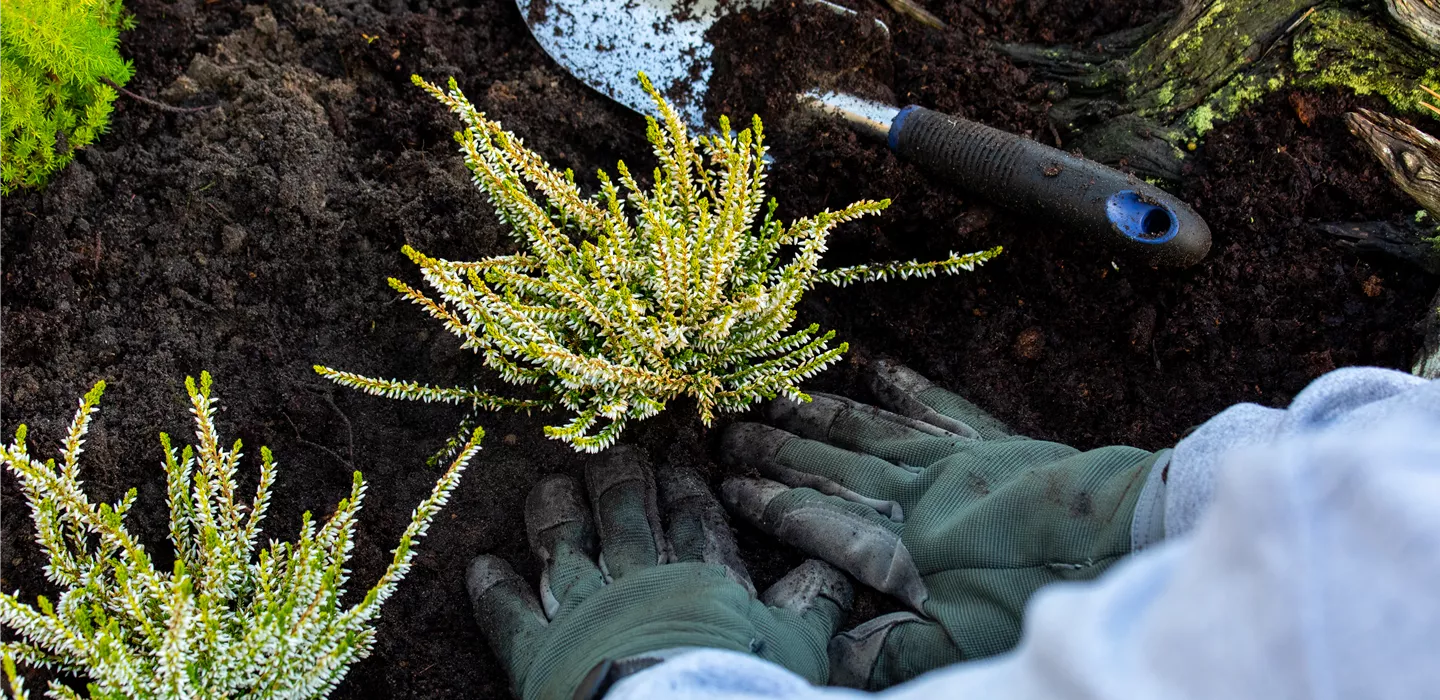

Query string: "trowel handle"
[889, 105, 1211, 267]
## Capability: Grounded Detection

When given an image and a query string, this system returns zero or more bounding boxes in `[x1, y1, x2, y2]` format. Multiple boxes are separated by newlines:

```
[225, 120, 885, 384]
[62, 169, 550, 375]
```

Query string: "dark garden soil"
[2, 0, 1436, 696]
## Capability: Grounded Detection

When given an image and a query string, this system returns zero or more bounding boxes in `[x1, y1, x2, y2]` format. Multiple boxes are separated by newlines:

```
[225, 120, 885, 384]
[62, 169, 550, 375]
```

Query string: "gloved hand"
[720, 359, 1170, 690]
[468, 445, 854, 700]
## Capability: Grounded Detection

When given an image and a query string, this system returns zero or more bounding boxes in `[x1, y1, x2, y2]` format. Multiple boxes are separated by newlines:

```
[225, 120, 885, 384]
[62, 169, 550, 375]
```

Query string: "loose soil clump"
[2, 0, 1435, 696]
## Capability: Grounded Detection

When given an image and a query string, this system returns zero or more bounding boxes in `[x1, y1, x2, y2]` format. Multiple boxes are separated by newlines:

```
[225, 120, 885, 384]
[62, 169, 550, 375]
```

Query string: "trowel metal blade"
[514, 0, 766, 130]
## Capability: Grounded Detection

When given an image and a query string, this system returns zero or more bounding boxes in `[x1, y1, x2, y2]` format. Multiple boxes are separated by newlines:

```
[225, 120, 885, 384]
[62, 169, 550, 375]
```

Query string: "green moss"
[1173, 6, 1438, 139]
[1184, 71, 1284, 137]
[1126, 0, 1311, 121]
[1166, 1, 1229, 62]
[1292, 7, 1440, 117]
[0, 0, 135, 193]
[1155, 83, 1176, 107]
[1187, 105, 1217, 135]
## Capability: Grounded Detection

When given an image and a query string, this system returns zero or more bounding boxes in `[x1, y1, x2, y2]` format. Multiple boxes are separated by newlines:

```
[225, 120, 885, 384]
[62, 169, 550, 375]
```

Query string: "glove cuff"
[573, 647, 710, 700]
[1131, 449, 1172, 552]
[827, 612, 927, 689]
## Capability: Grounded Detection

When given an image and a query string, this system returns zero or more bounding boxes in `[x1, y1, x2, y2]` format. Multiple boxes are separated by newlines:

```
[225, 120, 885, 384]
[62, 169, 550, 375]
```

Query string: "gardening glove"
[467, 445, 854, 700]
[720, 359, 1170, 690]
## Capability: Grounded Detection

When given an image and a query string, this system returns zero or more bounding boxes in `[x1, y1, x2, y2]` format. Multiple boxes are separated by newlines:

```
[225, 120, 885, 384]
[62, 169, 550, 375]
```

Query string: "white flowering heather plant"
[316, 73, 1002, 453]
[0, 373, 483, 699]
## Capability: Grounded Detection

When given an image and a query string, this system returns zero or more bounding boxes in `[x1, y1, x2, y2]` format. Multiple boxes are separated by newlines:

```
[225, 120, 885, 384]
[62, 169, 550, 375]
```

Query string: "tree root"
[1316, 220, 1439, 275]
[102, 77, 215, 114]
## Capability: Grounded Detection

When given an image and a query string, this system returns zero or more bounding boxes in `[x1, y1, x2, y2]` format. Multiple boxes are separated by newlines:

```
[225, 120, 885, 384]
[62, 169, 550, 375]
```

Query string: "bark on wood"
[1345, 108, 1440, 218]
[1316, 220, 1440, 275]
[1388, 0, 1440, 50]
[1002, 0, 1440, 178]
[1118, 0, 1312, 119]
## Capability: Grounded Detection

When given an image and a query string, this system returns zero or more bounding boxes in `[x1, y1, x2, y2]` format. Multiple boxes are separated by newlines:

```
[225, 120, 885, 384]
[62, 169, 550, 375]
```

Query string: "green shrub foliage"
[317, 74, 1001, 452]
[1, 0, 135, 193]
[0, 373, 482, 698]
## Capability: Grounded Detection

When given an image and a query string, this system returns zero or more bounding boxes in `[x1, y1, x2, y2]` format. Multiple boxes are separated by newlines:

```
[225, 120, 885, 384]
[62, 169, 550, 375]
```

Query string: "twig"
[1284, 6, 1317, 35]
[321, 393, 357, 467]
[1258, 5, 1318, 64]
[101, 77, 214, 114]
[1420, 84, 1440, 117]
[281, 409, 355, 471]
[205, 201, 235, 225]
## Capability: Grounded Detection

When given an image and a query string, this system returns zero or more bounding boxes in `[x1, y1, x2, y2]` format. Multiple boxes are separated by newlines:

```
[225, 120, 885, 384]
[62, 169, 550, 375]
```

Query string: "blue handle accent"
[1105, 190, 1180, 244]
[889, 105, 920, 152]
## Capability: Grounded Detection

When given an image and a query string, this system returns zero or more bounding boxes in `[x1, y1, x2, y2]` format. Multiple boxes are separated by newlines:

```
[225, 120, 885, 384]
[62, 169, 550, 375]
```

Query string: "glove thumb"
[757, 560, 853, 683]
[829, 613, 963, 690]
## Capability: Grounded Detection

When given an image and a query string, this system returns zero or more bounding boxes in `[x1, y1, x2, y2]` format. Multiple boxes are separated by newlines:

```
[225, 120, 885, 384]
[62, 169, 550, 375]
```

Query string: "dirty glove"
[720, 359, 1169, 690]
[467, 446, 854, 700]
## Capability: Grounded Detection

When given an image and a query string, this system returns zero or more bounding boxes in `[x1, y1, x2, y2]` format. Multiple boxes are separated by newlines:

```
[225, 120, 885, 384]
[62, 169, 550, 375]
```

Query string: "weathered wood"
[1119, 0, 1312, 120]
[1002, 0, 1440, 177]
[1346, 108, 1440, 218]
[1004, 0, 1314, 136]
[1415, 287, 1440, 379]
[1316, 220, 1440, 275]
[1293, 7, 1440, 116]
[1388, 0, 1440, 51]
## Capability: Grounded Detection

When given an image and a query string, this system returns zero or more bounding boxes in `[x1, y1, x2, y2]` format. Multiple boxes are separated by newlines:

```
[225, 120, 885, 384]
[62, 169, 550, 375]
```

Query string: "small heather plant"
[317, 74, 1001, 452]
[1, 0, 136, 193]
[0, 373, 483, 698]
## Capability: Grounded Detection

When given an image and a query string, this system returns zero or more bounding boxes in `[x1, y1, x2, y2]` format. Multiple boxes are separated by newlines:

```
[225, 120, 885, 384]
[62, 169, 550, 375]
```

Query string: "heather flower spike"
[0, 373, 481, 698]
[318, 73, 1001, 453]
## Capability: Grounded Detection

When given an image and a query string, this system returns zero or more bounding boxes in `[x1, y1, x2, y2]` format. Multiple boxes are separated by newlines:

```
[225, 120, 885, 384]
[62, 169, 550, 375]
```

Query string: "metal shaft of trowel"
[798, 91, 1212, 268]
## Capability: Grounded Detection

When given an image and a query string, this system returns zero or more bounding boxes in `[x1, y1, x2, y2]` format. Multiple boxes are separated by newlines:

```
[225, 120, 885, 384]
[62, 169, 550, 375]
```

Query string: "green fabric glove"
[467, 446, 853, 700]
[720, 359, 1168, 690]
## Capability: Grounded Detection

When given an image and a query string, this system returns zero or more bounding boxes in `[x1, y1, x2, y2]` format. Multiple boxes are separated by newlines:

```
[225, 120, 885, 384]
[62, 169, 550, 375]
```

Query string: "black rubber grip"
[892, 106, 1211, 267]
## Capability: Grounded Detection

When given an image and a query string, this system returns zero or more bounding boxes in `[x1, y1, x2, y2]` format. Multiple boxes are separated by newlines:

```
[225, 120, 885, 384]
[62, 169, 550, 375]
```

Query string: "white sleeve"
[609, 371, 1440, 700]
[1162, 366, 1431, 537]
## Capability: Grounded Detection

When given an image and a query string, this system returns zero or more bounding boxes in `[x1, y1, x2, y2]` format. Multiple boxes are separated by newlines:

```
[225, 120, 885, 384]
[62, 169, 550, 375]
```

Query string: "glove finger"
[762, 559, 854, 630]
[585, 445, 666, 580]
[829, 613, 962, 690]
[722, 477, 928, 612]
[466, 555, 547, 685]
[721, 422, 917, 520]
[757, 560, 854, 683]
[659, 466, 755, 595]
[869, 359, 1015, 440]
[766, 392, 975, 469]
[525, 474, 604, 618]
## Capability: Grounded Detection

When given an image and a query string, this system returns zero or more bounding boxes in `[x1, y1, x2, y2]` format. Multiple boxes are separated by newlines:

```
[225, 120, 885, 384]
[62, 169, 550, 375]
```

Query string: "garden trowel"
[514, 0, 1212, 267]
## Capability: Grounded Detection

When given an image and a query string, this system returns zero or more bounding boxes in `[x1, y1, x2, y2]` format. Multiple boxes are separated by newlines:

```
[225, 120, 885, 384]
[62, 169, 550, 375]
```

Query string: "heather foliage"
[318, 74, 1001, 452]
[0, 373, 482, 698]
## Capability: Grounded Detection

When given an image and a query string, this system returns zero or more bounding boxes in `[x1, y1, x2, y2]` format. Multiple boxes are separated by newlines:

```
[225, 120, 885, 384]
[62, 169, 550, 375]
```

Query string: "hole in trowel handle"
[1106, 190, 1179, 243]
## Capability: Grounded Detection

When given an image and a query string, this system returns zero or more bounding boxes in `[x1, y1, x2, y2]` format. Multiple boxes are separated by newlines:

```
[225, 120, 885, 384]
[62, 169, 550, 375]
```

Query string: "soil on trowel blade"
[2, 0, 1434, 696]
